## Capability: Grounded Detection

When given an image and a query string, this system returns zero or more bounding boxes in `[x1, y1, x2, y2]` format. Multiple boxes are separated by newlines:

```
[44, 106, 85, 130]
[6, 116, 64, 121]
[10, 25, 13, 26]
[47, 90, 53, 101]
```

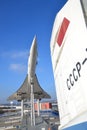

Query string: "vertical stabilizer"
[50, 0, 87, 129]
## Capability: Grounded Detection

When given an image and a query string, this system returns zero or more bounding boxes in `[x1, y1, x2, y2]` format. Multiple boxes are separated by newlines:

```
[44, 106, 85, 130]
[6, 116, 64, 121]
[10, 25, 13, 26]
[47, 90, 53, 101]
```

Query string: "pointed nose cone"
[28, 35, 37, 76]
[30, 35, 37, 52]
[33, 35, 37, 44]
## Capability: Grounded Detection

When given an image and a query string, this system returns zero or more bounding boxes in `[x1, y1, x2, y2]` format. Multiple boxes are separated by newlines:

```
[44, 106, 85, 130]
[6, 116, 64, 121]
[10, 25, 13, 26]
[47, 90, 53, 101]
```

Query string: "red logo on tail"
[57, 17, 70, 46]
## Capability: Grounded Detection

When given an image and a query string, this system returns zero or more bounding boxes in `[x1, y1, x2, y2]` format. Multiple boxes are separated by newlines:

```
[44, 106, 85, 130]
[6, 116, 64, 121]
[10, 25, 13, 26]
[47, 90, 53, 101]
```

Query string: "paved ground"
[0, 112, 59, 130]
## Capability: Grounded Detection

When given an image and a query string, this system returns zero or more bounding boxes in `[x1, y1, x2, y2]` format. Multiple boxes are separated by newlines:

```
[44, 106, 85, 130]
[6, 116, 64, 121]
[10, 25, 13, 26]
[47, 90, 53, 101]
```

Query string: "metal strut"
[30, 77, 35, 126]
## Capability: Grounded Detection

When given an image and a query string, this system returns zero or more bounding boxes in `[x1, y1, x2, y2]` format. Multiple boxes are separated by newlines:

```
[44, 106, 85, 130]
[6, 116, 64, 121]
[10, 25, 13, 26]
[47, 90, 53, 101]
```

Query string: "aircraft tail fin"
[50, 0, 87, 129]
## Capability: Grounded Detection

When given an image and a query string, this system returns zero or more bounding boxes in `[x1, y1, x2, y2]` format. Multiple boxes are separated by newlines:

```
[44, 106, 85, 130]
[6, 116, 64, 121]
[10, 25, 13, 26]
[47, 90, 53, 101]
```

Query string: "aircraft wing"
[7, 74, 51, 101]
[33, 74, 51, 99]
[7, 92, 22, 101]
[7, 75, 29, 101]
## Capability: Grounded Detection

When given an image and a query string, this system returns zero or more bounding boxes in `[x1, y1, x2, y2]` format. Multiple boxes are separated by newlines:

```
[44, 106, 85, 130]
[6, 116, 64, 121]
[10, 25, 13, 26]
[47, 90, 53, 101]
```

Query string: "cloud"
[1, 50, 28, 59]
[9, 63, 26, 72]
[0, 50, 29, 73]
[11, 51, 28, 59]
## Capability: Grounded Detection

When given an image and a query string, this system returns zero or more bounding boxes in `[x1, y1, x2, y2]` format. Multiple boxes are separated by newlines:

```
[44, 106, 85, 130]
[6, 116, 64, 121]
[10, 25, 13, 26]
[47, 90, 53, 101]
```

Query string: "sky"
[0, 0, 67, 104]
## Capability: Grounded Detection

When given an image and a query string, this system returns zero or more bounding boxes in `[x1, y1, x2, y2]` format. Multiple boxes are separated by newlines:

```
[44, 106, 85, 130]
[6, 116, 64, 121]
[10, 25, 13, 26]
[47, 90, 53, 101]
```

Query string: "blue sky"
[0, 0, 67, 103]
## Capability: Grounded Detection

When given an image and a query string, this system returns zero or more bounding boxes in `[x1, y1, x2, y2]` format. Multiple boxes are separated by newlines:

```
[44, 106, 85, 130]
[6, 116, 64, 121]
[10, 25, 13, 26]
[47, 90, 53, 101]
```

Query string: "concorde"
[8, 36, 50, 101]
[8, 36, 50, 127]
[50, 0, 87, 130]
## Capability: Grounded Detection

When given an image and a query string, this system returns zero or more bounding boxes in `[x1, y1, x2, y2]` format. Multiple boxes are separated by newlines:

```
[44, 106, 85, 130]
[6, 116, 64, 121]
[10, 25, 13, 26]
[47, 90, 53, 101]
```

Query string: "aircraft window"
[80, 0, 87, 26]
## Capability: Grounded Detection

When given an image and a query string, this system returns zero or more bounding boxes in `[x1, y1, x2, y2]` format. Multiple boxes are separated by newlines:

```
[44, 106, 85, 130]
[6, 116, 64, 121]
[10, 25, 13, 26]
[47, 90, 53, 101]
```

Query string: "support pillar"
[37, 99, 40, 116]
[30, 78, 35, 126]
[21, 100, 24, 121]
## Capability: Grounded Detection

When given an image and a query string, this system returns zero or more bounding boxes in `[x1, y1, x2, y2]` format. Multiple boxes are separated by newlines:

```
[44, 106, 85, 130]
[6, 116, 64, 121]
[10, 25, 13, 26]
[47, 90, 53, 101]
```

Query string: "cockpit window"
[80, 0, 87, 26]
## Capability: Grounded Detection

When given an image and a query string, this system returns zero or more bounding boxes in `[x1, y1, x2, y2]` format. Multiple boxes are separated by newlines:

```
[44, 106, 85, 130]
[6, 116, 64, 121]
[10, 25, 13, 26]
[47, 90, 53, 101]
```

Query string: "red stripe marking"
[57, 17, 70, 46]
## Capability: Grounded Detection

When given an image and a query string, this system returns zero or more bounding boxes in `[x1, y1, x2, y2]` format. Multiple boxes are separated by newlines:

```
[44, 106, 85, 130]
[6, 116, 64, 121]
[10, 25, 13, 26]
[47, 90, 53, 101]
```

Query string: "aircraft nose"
[29, 35, 37, 60]
[31, 35, 37, 51]
[29, 36, 37, 57]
